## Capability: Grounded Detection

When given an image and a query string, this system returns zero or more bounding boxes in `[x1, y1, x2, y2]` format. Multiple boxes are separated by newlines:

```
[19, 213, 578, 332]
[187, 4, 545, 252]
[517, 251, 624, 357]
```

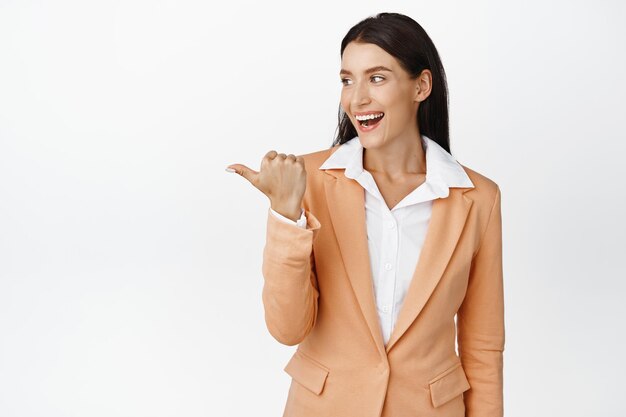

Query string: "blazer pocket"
[428, 361, 471, 408]
[284, 350, 329, 395]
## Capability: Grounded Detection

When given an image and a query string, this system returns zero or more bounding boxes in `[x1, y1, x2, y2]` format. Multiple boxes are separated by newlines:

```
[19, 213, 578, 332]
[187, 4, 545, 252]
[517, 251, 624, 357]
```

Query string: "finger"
[293, 155, 305, 169]
[276, 153, 287, 159]
[226, 163, 258, 184]
[263, 150, 278, 161]
[286, 154, 297, 161]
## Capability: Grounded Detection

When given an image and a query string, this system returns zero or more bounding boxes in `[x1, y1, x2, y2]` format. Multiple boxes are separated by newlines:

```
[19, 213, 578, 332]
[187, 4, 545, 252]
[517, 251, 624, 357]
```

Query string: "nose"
[351, 80, 371, 108]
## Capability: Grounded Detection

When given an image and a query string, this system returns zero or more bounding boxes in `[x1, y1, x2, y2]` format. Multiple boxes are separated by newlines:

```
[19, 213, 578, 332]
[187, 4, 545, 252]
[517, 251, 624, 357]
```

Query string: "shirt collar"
[319, 135, 474, 197]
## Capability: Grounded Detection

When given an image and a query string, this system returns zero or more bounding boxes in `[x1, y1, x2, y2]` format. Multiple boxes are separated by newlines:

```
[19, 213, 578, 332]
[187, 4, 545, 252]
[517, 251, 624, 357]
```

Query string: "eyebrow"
[339, 65, 393, 76]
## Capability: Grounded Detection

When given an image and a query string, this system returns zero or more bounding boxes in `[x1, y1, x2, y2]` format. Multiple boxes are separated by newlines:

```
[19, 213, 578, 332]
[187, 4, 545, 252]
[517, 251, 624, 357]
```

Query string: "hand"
[227, 150, 307, 222]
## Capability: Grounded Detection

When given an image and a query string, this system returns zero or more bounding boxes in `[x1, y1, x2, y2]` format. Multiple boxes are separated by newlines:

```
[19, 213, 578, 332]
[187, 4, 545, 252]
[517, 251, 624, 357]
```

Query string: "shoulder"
[459, 164, 501, 208]
[297, 146, 337, 171]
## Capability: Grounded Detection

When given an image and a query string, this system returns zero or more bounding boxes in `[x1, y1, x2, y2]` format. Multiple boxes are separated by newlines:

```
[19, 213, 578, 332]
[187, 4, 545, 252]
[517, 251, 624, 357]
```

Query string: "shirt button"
[384, 262, 393, 270]
[382, 305, 390, 313]
[386, 221, 396, 229]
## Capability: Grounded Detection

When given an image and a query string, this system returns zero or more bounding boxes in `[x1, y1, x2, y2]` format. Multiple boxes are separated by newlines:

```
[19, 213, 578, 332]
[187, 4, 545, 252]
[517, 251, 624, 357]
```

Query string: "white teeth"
[355, 113, 384, 121]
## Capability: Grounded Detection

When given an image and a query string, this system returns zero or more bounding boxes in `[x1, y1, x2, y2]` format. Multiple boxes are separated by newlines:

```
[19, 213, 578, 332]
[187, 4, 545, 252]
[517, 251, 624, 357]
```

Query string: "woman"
[226, 12, 504, 417]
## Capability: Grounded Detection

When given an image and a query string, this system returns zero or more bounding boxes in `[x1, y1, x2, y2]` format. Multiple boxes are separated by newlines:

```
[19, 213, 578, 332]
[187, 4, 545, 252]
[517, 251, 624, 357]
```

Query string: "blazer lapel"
[323, 168, 474, 357]
[323, 170, 387, 358]
[385, 187, 473, 353]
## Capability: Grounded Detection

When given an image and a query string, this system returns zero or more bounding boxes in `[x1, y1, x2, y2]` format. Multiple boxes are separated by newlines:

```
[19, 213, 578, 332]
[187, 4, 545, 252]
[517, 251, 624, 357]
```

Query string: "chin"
[358, 133, 388, 150]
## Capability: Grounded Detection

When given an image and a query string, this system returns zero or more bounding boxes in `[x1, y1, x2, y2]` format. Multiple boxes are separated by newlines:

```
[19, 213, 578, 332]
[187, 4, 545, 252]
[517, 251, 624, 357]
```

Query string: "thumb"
[226, 163, 259, 184]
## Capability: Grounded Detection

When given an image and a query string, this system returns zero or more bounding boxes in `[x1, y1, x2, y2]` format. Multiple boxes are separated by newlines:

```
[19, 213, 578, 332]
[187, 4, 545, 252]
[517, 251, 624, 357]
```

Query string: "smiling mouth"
[357, 113, 384, 127]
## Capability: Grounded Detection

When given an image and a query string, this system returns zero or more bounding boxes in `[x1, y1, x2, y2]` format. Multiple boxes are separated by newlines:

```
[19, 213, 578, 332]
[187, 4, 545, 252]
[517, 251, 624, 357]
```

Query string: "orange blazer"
[261, 145, 504, 417]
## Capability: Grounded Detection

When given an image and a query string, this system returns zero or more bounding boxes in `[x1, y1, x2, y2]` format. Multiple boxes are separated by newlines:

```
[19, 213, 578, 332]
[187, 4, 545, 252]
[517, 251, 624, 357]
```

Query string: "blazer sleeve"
[457, 185, 505, 417]
[261, 207, 321, 346]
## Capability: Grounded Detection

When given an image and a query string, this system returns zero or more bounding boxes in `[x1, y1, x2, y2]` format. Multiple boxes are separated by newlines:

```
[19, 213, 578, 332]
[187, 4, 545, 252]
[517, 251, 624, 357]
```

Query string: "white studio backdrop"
[1, 0, 625, 416]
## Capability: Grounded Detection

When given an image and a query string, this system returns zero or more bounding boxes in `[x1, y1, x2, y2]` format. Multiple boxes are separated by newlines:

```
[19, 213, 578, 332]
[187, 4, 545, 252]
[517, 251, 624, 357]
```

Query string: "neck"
[362, 131, 426, 180]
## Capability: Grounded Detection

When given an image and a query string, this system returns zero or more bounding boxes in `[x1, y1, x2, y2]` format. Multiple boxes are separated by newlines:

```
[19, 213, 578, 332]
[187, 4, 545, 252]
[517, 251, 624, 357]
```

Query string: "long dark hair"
[332, 12, 451, 154]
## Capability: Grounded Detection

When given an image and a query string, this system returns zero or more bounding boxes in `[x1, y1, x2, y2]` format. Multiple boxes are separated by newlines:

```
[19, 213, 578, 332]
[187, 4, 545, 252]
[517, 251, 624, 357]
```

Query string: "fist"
[227, 150, 307, 222]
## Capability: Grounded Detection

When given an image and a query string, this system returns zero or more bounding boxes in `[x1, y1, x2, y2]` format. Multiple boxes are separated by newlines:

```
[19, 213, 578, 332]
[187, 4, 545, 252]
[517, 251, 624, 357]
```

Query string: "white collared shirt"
[269, 135, 474, 345]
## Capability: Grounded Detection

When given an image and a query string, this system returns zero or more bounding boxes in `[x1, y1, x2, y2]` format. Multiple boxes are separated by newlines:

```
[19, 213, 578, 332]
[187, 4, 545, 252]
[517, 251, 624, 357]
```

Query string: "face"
[339, 41, 431, 149]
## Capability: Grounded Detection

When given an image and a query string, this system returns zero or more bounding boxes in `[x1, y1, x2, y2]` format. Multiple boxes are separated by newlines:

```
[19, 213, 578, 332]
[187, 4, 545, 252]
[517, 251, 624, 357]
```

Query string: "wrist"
[270, 204, 302, 223]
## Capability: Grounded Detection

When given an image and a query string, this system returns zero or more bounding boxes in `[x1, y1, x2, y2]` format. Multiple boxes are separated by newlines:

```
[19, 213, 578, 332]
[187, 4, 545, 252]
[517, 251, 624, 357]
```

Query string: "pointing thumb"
[226, 163, 258, 184]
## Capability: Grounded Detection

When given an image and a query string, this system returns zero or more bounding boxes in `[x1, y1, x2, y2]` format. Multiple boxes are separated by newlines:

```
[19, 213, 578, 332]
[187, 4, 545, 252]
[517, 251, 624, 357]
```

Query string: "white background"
[1, 1, 625, 416]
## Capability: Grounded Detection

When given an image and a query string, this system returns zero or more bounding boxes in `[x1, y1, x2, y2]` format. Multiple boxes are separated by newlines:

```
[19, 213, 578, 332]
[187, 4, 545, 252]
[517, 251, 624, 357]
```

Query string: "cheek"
[387, 97, 415, 121]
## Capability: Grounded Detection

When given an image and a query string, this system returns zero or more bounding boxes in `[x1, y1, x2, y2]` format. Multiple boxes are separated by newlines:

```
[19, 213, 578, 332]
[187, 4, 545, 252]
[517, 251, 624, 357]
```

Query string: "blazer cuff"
[265, 207, 321, 259]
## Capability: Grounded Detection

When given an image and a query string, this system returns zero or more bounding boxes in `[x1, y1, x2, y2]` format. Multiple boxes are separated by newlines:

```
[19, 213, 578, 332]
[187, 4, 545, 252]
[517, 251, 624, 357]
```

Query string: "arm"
[457, 185, 505, 417]
[261, 207, 321, 345]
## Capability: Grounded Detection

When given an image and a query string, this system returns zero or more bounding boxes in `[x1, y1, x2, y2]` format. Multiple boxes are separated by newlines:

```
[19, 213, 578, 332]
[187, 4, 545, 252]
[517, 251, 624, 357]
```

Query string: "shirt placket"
[378, 200, 400, 344]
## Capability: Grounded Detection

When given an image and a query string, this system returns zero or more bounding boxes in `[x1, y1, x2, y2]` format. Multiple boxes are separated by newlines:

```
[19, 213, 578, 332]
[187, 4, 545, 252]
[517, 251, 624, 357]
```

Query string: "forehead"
[341, 42, 397, 70]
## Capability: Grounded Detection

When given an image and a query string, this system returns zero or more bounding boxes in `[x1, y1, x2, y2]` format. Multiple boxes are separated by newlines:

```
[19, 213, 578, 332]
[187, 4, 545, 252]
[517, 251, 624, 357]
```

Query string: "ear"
[414, 69, 433, 103]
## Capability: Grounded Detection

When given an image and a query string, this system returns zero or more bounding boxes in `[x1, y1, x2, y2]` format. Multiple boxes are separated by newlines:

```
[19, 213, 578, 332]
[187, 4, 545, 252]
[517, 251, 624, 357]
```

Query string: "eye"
[340, 78, 352, 86]
[371, 75, 385, 83]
